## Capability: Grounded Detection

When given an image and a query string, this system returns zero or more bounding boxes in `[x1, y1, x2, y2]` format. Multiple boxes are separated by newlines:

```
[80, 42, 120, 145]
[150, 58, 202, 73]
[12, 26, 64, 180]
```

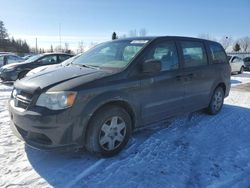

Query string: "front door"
[138, 40, 185, 124]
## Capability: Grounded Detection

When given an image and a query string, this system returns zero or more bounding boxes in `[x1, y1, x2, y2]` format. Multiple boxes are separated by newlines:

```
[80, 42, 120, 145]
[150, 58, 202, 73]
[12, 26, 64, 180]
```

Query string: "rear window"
[180, 41, 207, 67]
[209, 43, 227, 64]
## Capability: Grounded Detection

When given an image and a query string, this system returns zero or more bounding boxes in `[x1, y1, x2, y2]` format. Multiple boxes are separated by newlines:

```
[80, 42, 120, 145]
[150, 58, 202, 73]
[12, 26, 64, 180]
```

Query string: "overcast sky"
[1, 0, 250, 50]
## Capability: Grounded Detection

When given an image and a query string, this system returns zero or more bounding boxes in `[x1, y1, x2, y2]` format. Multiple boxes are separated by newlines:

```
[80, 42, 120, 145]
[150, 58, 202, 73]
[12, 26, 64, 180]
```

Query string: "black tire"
[206, 86, 225, 115]
[18, 70, 29, 79]
[85, 105, 132, 157]
[238, 66, 244, 74]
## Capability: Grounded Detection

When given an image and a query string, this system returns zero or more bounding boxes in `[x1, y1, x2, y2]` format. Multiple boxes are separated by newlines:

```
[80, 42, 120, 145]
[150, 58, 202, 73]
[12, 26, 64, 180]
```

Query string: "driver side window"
[38, 55, 57, 64]
[144, 41, 179, 71]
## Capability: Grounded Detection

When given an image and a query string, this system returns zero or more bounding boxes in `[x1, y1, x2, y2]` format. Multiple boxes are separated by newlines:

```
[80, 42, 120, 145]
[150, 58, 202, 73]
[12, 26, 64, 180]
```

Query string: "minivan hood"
[14, 65, 112, 91]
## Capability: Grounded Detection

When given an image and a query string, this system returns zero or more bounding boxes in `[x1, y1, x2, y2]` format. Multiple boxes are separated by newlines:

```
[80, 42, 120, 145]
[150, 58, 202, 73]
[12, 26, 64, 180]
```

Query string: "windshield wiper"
[74, 64, 99, 69]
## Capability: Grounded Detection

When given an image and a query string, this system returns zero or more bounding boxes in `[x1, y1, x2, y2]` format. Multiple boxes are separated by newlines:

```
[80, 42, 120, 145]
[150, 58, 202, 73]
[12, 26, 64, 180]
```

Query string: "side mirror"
[142, 59, 161, 73]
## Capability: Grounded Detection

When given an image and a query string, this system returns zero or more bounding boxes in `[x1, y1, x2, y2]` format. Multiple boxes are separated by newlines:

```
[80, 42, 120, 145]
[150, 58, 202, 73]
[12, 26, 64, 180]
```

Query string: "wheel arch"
[216, 82, 226, 94]
[208, 81, 227, 103]
[81, 97, 138, 145]
[89, 100, 136, 129]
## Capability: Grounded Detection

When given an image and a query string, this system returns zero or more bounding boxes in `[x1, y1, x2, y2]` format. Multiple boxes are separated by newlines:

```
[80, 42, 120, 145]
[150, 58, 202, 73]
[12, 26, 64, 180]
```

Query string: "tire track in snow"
[65, 159, 106, 188]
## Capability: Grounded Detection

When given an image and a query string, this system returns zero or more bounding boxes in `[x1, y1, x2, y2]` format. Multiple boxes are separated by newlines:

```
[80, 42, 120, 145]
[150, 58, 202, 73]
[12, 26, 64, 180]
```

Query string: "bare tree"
[64, 42, 69, 51]
[220, 36, 233, 51]
[50, 45, 54, 52]
[197, 33, 217, 41]
[120, 34, 127, 38]
[90, 42, 98, 48]
[238, 37, 250, 52]
[129, 29, 137, 37]
[78, 41, 84, 53]
[139, 28, 147, 36]
[54, 45, 61, 52]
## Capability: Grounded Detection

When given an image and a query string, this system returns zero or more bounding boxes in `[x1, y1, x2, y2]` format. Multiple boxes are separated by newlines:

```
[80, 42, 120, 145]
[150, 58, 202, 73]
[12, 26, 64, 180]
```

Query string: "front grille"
[13, 88, 34, 110]
[15, 99, 30, 109]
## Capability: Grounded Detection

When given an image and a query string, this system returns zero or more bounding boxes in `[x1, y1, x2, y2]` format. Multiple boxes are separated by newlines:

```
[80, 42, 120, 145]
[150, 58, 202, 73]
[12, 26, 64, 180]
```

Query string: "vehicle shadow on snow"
[25, 104, 250, 187]
[24, 124, 167, 187]
[230, 79, 242, 85]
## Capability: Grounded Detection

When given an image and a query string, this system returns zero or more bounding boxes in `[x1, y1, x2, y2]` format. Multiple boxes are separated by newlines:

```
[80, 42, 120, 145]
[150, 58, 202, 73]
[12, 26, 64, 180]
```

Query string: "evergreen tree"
[0, 20, 8, 39]
[112, 32, 118, 40]
[233, 43, 241, 52]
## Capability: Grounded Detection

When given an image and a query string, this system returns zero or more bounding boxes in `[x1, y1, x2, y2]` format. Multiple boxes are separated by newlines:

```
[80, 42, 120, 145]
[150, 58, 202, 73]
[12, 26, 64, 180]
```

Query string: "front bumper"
[0, 70, 18, 83]
[8, 99, 84, 151]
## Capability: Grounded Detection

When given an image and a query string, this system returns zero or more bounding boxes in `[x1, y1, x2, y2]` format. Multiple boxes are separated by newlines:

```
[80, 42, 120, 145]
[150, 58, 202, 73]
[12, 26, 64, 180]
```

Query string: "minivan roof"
[115, 36, 218, 44]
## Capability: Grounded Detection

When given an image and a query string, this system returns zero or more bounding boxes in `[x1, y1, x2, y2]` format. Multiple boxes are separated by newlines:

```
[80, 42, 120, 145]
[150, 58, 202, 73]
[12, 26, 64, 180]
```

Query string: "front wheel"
[206, 87, 225, 115]
[85, 105, 132, 157]
[18, 70, 29, 80]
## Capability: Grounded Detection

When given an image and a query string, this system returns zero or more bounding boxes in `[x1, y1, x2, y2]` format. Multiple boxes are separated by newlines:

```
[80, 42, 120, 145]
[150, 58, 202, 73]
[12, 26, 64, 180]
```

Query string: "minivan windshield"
[72, 40, 149, 69]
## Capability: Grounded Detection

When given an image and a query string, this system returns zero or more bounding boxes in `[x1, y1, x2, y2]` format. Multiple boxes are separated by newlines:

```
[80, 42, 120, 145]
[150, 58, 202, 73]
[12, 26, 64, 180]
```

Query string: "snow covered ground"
[0, 73, 250, 188]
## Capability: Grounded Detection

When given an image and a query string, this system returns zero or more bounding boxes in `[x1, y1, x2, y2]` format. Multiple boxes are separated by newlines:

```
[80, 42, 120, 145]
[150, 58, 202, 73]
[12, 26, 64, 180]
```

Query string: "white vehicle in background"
[228, 55, 245, 74]
[0, 54, 24, 67]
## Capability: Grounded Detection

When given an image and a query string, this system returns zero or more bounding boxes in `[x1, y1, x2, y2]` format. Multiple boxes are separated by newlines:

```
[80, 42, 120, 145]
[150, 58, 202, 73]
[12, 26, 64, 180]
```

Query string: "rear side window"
[180, 41, 207, 67]
[209, 43, 227, 64]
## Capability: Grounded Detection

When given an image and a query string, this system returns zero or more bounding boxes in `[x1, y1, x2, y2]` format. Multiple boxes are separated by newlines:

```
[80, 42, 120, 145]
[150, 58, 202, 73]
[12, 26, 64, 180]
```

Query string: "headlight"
[36, 91, 77, 110]
[12, 88, 17, 98]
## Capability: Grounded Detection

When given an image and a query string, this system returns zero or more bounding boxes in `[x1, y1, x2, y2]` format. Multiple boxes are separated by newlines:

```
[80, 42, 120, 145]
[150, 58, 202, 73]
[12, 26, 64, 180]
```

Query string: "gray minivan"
[9, 36, 231, 156]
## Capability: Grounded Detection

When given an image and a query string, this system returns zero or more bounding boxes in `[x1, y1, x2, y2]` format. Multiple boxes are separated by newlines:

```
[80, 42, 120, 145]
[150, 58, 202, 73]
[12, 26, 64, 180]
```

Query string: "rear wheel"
[239, 66, 244, 74]
[85, 105, 132, 157]
[206, 87, 225, 115]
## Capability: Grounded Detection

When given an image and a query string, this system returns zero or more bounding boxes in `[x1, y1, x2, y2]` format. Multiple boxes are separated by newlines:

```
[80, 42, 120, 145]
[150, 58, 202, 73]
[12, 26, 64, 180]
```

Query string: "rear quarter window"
[209, 43, 228, 64]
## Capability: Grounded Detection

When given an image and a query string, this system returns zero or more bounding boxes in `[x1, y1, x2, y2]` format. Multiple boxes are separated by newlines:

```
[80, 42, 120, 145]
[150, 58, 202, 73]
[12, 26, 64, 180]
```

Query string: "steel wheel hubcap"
[99, 116, 126, 151]
[212, 90, 223, 111]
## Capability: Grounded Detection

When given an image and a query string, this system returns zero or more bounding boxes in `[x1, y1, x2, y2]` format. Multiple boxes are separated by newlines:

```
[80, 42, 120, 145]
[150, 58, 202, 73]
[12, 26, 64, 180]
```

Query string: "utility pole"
[59, 23, 61, 52]
[35, 38, 38, 54]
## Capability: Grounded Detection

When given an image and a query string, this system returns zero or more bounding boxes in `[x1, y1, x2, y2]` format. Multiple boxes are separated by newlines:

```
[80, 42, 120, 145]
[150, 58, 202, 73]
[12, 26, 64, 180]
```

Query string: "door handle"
[176, 75, 182, 81]
[186, 73, 194, 78]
